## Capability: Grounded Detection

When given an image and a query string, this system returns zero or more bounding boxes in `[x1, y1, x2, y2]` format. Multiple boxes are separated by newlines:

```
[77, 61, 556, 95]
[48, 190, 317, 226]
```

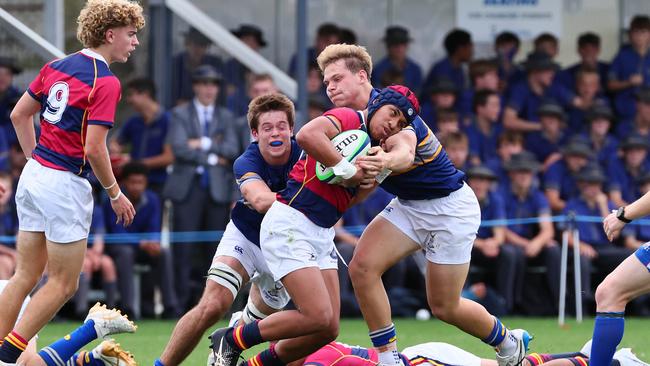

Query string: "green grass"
[37, 317, 650, 365]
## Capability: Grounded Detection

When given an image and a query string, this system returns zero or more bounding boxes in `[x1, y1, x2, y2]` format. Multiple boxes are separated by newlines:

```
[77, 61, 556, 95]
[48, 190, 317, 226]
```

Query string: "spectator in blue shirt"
[583, 104, 619, 169]
[231, 74, 280, 155]
[502, 152, 560, 314]
[0, 172, 16, 280]
[435, 108, 461, 143]
[0, 57, 20, 149]
[458, 59, 501, 125]
[606, 135, 650, 208]
[544, 139, 593, 212]
[564, 165, 631, 302]
[372, 26, 423, 94]
[525, 102, 569, 170]
[288, 23, 340, 77]
[223, 24, 268, 97]
[104, 162, 180, 319]
[622, 171, 650, 250]
[419, 78, 458, 131]
[534, 33, 560, 61]
[466, 89, 502, 166]
[566, 67, 611, 136]
[227, 73, 279, 118]
[503, 51, 576, 132]
[422, 28, 473, 97]
[615, 87, 650, 139]
[467, 166, 524, 313]
[485, 130, 525, 191]
[493, 31, 521, 93]
[118, 78, 173, 195]
[608, 15, 650, 121]
[443, 131, 471, 173]
[171, 27, 223, 106]
[559, 32, 610, 93]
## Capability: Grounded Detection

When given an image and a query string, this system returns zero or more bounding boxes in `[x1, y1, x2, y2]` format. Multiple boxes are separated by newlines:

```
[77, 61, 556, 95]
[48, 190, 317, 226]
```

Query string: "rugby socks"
[39, 320, 98, 366]
[244, 343, 285, 366]
[590, 312, 625, 366]
[154, 358, 166, 366]
[483, 317, 516, 354]
[226, 321, 264, 351]
[0, 330, 28, 363]
[72, 351, 104, 366]
[526, 352, 586, 366]
[370, 323, 402, 366]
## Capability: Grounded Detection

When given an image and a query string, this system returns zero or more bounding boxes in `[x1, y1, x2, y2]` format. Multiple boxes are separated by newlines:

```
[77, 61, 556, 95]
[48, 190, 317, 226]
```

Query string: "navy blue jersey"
[231, 139, 301, 245]
[380, 116, 465, 200]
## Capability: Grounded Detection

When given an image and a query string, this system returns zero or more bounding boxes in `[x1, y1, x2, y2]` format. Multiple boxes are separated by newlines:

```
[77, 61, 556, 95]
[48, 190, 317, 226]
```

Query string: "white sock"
[497, 330, 518, 355]
[378, 347, 402, 366]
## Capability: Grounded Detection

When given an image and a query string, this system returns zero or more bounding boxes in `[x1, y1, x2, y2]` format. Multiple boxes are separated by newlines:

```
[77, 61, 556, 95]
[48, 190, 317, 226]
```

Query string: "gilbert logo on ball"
[315, 129, 371, 184]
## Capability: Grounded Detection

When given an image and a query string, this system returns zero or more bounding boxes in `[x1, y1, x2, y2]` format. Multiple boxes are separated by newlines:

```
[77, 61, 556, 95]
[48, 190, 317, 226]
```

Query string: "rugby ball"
[315, 129, 371, 184]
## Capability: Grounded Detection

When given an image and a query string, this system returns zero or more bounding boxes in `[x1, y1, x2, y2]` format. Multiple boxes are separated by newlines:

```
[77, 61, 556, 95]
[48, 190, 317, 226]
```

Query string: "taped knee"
[241, 298, 268, 324]
[207, 262, 244, 299]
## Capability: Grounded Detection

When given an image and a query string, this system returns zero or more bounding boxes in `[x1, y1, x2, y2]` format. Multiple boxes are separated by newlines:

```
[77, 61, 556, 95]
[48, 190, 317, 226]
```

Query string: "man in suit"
[163, 65, 240, 311]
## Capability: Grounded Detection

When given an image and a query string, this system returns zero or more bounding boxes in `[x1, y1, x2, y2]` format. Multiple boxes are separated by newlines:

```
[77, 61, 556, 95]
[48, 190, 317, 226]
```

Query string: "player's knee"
[595, 277, 627, 310]
[349, 256, 378, 284]
[427, 298, 458, 322]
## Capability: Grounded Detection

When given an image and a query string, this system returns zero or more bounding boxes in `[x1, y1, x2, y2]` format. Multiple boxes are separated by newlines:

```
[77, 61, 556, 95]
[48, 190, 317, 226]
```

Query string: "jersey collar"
[80, 48, 109, 66]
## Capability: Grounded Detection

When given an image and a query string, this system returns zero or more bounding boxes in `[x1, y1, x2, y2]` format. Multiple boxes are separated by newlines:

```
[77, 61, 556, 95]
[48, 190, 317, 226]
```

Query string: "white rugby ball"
[315, 129, 371, 184]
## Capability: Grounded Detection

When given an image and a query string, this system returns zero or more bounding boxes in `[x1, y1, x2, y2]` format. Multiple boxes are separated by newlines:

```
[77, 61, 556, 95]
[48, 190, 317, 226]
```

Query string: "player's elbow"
[84, 143, 107, 161]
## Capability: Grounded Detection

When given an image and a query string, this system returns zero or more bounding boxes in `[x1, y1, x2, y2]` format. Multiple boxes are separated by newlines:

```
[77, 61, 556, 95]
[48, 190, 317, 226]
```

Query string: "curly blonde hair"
[247, 93, 295, 131]
[77, 0, 145, 48]
[316, 44, 373, 76]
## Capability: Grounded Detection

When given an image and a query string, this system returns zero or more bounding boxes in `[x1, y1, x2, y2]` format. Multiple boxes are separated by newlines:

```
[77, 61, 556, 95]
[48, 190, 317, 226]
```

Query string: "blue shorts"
[634, 242, 650, 273]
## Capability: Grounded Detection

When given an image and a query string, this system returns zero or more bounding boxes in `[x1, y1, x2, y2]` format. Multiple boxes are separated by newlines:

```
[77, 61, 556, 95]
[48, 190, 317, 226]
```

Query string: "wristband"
[103, 181, 117, 190]
[109, 190, 122, 201]
[331, 158, 357, 179]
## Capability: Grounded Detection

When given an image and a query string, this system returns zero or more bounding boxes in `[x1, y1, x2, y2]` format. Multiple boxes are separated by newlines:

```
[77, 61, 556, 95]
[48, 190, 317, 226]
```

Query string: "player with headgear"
[0, 1, 143, 364]
[208, 85, 420, 366]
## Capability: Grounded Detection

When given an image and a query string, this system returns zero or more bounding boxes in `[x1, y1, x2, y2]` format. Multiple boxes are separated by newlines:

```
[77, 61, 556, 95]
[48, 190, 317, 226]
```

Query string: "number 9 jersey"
[27, 49, 120, 178]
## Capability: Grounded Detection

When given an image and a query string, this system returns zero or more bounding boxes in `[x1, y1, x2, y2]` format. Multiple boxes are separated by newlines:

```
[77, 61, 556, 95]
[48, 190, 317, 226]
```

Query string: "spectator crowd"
[2, 15, 650, 318]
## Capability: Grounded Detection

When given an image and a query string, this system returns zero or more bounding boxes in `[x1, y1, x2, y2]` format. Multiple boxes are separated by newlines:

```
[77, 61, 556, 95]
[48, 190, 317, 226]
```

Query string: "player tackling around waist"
[208, 84, 421, 366]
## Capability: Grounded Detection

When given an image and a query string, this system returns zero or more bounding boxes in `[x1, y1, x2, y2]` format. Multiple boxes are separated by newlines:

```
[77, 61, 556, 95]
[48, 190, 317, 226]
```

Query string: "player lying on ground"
[0, 1, 142, 364]
[317, 43, 530, 366]
[593, 190, 650, 366]
[0, 280, 137, 366]
[286, 339, 646, 366]
[207, 320, 646, 366]
[155, 93, 301, 366]
[208, 85, 420, 366]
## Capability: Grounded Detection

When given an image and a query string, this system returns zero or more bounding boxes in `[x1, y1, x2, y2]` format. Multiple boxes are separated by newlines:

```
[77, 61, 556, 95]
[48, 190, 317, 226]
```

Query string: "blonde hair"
[247, 93, 295, 131]
[316, 44, 373, 76]
[77, 0, 145, 48]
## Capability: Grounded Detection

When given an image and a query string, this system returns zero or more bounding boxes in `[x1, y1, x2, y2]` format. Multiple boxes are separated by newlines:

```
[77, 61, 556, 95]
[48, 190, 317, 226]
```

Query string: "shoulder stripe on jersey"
[324, 115, 341, 133]
[79, 57, 99, 175]
[418, 130, 431, 147]
[392, 143, 443, 176]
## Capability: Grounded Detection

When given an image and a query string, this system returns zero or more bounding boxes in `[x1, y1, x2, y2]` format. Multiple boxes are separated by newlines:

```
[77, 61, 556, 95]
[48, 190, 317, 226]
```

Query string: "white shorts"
[16, 159, 93, 243]
[378, 183, 480, 264]
[402, 342, 481, 366]
[260, 201, 338, 281]
[211, 221, 290, 310]
[0, 280, 30, 322]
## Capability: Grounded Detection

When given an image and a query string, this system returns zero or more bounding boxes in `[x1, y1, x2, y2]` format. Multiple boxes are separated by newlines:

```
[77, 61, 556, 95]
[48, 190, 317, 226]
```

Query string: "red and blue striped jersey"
[27, 49, 120, 177]
[277, 108, 364, 228]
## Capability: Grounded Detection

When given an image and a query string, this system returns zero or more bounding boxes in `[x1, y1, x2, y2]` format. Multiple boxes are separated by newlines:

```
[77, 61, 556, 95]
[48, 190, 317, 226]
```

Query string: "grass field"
[36, 317, 650, 365]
